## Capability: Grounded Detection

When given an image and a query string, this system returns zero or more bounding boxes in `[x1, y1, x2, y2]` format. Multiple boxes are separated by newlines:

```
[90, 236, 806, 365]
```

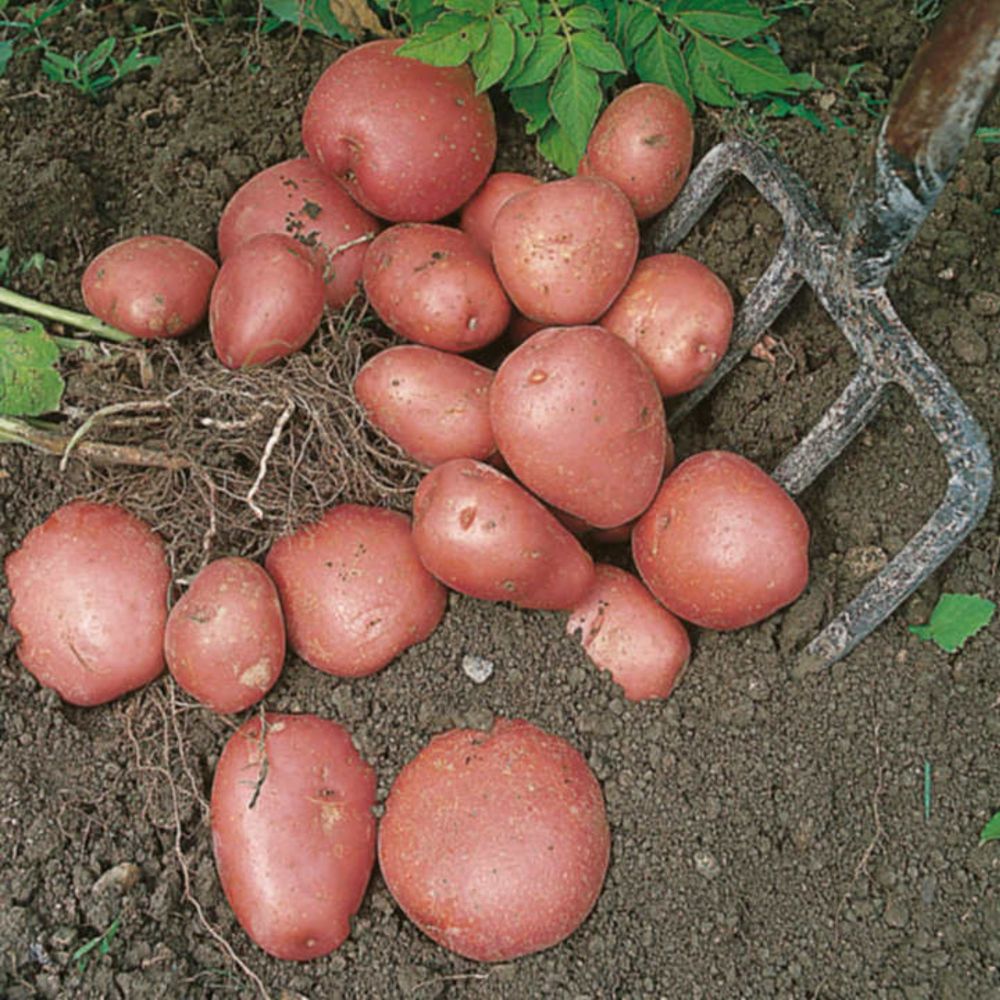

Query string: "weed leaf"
[909, 593, 996, 653]
[0, 315, 65, 417]
[980, 810, 1000, 847]
[0, 39, 13, 76]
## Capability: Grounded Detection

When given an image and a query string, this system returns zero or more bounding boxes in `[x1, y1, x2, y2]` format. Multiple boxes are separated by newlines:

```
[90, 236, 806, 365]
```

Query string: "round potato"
[459, 171, 541, 254]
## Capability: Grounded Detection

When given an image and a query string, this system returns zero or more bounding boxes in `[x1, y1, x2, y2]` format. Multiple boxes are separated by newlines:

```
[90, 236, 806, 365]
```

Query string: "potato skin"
[601, 254, 734, 397]
[632, 451, 810, 630]
[211, 713, 376, 960]
[216, 157, 380, 309]
[265, 504, 446, 678]
[567, 564, 690, 701]
[459, 172, 541, 254]
[578, 83, 693, 220]
[164, 557, 285, 714]
[363, 224, 510, 352]
[378, 718, 609, 962]
[209, 233, 326, 368]
[354, 345, 495, 467]
[4, 500, 169, 706]
[491, 176, 638, 325]
[81, 235, 217, 339]
[411, 459, 596, 610]
[489, 326, 670, 529]
[302, 39, 496, 222]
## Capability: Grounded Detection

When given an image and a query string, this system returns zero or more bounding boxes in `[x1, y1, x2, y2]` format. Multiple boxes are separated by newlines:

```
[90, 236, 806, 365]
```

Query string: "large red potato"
[567, 564, 690, 702]
[459, 171, 541, 254]
[81, 235, 217, 339]
[601, 253, 734, 397]
[211, 713, 376, 960]
[378, 718, 609, 962]
[164, 557, 285, 714]
[354, 345, 495, 467]
[632, 451, 810, 630]
[490, 326, 671, 528]
[265, 504, 446, 678]
[302, 39, 496, 222]
[209, 233, 326, 368]
[578, 83, 694, 220]
[491, 176, 638, 325]
[363, 224, 510, 352]
[411, 458, 595, 610]
[4, 500, 169, 706]
[216, 157, 380, 309]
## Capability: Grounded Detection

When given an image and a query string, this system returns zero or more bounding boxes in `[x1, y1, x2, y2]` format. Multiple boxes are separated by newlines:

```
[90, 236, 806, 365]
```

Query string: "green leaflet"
[980, 811, 1000, 847]
[397, 12, 489, 64]
[675, 0, 776, 39]
[0, 315, 64, 417]
[909, 593, 996, 654]
[635, 26, 692, 109]
[506, 32, 565, 88]
[549, 56, 601, 158]
[508, 81, 551, 133]
[692, 33, 819, 97]
[537, 119, 582, 173]
[472, 18, 516, 92]
[261, 0, 354, 39]
[571, 29, 626, 74]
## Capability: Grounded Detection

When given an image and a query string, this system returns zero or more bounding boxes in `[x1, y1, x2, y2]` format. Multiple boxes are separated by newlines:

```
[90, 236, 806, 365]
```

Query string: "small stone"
[884, 896, 910, 929]
[693, 850, 720, 880]
[92, 862, 141, 897]
[969, 290, 1000, 316]
[461, 654, 494, 684]
[950, 327, 989, 365]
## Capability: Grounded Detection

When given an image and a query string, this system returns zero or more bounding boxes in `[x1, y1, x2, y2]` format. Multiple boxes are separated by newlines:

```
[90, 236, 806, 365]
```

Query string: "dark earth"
[1, 2, 998, 998]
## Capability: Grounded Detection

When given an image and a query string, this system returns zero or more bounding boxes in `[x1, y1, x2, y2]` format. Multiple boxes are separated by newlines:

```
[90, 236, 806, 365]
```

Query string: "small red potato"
[81, 235, 217, 339]
[632, 451, 810, 630]
[490, 326, 670, 529]
[216, 157, 380, 309]
[491, 176, 638, 325]
[567, 564, 690, 701]
[164, 557, 285, 714]
[302, 39, 496, 222]
[265, 504, 446, 678]
[601, 254, 734, 397]
[211, 713, 376, 960]
[363, 224, 510, 352]
[578, 83, 694, 220]
[411, 458, 595, 610]
[505, 309, 546, 347]
[354, 345, 495, 467]
[209, 233, 326, 368]
[459, 171, 541, 254]
[4, 500, 169, 706]
[378, 718, 609, 962]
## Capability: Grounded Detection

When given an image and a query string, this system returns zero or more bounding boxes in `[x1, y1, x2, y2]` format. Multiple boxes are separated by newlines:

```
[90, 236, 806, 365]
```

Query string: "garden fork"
[647, 0, 999, 671]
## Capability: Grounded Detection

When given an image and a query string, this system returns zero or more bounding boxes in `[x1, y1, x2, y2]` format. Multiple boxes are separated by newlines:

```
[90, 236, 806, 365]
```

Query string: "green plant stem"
[0, 286, 134, 343]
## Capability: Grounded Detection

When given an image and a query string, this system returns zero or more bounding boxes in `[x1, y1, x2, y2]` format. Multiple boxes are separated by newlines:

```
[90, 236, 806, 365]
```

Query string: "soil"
[1, 2, 998, 999]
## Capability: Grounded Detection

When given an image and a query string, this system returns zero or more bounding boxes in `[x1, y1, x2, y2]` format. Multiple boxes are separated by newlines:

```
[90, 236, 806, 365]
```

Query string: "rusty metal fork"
[646, 0, 999, 671]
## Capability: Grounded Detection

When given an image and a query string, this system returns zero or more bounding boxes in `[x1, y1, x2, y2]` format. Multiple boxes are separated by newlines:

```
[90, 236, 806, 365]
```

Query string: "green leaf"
[261, 0, 354, 39]
[676, 0, 776, 40]
[400, 0, 439, 31]
[398, 13, 490, 65]
[516, 0, 540, 30]
[0, 39, 13, 76]
[537, 118, 581, 173]
[980, 811, 1000, 847]
[693, 34, 814, 97]
[508, 81, 551, 133]
[909, 593, 996, 653]
[0, 315, 65, 417]
[507, 24, 536, 81]
[564, 4, 606, 30]
[763, 96, 825, 130]
[472, 17, 516, 92]
[81, 36, 115, 74]
[443, 0, 492, 13]
[0, 247, 10, 279]
[506, 31, 565, 87]
[634, 26, 692, 109]
[571, 28, 626, 73]
[687, 33, 737, 105]
[548, 56, 601, 160]
[622, 5, 658, 52]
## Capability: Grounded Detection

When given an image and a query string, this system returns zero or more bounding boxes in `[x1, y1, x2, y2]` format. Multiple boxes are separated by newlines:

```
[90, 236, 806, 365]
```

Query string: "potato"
[164, 557, 284, 714]
[411, 458, 595, 610]
[363, 224, 510, 352]
[491, 176, 638, 325]
[632, 451, 810, 630]
[302, 39, 496, 222]
[567, 564, 690, 701]
[505, 309, 545, 347]
[489, 326, 671, 529]
[216, 157, 380, 309]
[81, 235, 217, 339]
[354, 345, 495, 467]
[265, 504, 446, 678]
[209, 233, 326, 368]
[459, 171, 540, 254]
[4, 500, 169, 706]
[578, 83, 693, 220]
[601, 254, 734, 397]
[378, 718, 609, 962]
[211, 713, 376, 960]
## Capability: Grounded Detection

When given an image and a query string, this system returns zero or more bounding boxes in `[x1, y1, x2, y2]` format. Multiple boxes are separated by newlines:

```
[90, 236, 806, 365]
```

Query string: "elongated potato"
[460, 171, 541, 254]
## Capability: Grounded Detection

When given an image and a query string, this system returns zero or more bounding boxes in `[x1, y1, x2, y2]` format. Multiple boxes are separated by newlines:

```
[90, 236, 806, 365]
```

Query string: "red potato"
[4, 500, 169, 706]
[354, 345, 495, 467]
[578, 83, 694, 220]
[601, 254, 734, 397]
[459, 171, 541, 254]
[567, 564, 690, 702]
[216, 157, 380, 309]
[489, 326, 671, 529]
[164, 557, 285, 714]
[491, 176, 638, 325]
[81, 235, 217, 339]
[211, 713, 376, 960]
[505, 309, 546, 347]
[209, 233, 326, 368]
[363, 224, 510, 352]
[302, 39, 496, 222]
[378, 718, 609, 962]
[632, 451, 810, 630]
[411, 458, 595, 610]
[265, 504, 446, 678]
